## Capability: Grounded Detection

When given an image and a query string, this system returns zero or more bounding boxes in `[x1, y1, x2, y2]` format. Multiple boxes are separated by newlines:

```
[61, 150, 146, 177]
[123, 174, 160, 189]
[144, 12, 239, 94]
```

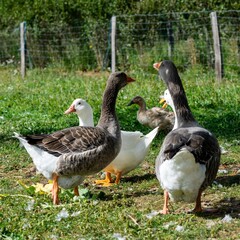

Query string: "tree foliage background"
[0, 0, 239, 71]
[0, 0, 239, 30]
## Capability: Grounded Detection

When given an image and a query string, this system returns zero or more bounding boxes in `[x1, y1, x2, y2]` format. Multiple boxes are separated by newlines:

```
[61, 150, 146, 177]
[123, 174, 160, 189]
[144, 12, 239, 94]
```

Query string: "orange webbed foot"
[95, 172, 113, 186]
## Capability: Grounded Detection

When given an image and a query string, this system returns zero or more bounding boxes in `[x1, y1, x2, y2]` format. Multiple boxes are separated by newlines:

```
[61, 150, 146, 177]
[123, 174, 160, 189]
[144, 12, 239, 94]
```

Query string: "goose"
[14, 72, 135, 204]
[128, 96, 174, 132]
[153, 60, 221, 214]
[65, 98, 159, 186]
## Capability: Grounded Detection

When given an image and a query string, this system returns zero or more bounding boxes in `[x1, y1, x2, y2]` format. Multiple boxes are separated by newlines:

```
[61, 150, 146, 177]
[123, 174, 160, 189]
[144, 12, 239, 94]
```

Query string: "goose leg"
[115, 172, 122, 184]
[52, 173, 60, 205]
[161, 190, 169, 214]
[95, 172, 112, 185]
[192, 190, 202, 213]
[74, 186, 79, 196]
[189, 189, 218, 213]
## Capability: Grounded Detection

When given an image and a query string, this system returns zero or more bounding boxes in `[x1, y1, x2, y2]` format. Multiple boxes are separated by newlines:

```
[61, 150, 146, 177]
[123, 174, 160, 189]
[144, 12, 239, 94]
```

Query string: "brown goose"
[14, 72, 135, 204]
[153, 60, 221, 214]
[128, 96, 174, 132]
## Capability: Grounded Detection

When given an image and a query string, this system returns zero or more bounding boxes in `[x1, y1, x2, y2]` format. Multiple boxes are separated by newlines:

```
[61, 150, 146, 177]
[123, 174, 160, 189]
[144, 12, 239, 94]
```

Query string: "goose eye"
[78, 102, 81, 105]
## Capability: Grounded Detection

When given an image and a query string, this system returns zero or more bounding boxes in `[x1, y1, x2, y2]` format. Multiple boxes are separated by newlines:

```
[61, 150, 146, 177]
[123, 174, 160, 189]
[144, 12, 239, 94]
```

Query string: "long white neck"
[77, 110, 94, 127]
[170, 103, 179, 130]
[164, 89, 179, 130]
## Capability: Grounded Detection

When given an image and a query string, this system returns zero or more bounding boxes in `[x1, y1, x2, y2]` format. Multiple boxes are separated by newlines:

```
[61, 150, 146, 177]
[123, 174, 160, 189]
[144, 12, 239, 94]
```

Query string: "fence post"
[167, 21, 174, 59]
[210, 12, 223, 82]
[111, 16, 116, 73]
[20, 21, 26, 78]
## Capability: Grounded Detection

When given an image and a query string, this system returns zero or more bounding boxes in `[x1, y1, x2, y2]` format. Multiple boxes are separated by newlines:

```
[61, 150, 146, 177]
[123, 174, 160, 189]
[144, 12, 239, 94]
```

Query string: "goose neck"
[97, 83, 120, 136]
[140, 100, 147, 111]
[78, 112, 94, 127]
[168, 84, 197, 128]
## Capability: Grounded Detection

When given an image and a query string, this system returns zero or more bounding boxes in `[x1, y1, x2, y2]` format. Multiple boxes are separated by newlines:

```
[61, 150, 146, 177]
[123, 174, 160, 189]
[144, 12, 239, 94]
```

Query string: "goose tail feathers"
[145, 126, 159, 145]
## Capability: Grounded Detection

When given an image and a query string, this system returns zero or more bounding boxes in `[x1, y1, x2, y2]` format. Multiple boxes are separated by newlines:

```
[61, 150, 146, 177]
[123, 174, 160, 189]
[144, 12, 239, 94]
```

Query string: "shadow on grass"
[121, 173, 156, 184]
[196, 174, 240, 219]
[101, 173, 240, 219]
[92, 173, 159, 202]
[195, 197, 240, 219]
[216, 174, 240, 186]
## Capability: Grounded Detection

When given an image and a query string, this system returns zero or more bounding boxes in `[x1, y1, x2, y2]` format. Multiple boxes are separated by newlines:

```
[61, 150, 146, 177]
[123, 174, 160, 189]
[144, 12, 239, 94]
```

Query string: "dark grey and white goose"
[128, 96, 174, 132]
[14, 72, 135, 204]
[153, 60, 221, 214]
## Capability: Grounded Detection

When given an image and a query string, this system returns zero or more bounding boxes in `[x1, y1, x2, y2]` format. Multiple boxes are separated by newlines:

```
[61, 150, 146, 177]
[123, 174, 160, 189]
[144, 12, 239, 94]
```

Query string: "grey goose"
[14, 72, 135, 204]
[153, 60, 221, 214]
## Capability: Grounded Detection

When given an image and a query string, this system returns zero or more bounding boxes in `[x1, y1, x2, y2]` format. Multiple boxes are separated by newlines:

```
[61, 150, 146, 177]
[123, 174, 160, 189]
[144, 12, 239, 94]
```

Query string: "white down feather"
[159, 148, 206, 202]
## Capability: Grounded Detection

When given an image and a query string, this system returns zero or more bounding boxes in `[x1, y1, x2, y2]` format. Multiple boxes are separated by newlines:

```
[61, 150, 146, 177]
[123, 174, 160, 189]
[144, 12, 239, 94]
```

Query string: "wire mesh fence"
[0, 28, 20, 67]
[26, 22, 110, 70]
[0, 10, 239, 79]
[115, 10, 239, 79]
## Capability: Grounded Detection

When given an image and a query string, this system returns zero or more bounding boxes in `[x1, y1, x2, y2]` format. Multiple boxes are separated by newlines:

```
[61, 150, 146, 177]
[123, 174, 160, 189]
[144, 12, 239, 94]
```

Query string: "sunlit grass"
[0, 67, 239, 239]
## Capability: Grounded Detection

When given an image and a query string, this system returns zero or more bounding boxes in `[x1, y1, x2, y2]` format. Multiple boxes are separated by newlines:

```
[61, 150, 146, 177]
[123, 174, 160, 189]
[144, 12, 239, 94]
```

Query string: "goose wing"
[25, 126, 107, 157]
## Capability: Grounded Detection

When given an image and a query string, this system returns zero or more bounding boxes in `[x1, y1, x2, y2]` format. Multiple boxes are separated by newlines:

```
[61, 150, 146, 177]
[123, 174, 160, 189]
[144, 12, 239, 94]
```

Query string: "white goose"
[14, 72, 135, 204]
[153, 60, 221, 214]
[65, 98, 159, 186]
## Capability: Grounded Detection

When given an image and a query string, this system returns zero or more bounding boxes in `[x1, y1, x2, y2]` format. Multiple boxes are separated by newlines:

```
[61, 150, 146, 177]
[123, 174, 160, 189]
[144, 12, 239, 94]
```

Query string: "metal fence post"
[20, 21, 26, 78]
[111, 16, 116, 73]
[167, 21, 174, 59]
[210, 12, 223, 82]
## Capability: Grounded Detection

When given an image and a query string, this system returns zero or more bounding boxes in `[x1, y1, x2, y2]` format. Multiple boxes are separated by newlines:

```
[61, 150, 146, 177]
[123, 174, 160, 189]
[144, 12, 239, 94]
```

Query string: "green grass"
[0, 67, 239, 239]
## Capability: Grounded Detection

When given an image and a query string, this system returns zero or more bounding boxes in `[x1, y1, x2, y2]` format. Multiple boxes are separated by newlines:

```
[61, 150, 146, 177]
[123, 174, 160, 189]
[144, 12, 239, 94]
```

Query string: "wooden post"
[111, 16, 116, 73]
[210, 12, 223, 82]
[20, 22, 26, 78]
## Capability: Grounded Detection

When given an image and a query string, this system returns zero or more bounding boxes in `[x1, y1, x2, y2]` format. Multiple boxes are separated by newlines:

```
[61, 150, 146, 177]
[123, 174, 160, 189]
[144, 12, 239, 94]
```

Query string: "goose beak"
[127, 100, 134, 106]
[153, 62, 162, 71]
[64, 104, 76, 114]
[126, 76, 135, 83]
[159, 98, 168, 109]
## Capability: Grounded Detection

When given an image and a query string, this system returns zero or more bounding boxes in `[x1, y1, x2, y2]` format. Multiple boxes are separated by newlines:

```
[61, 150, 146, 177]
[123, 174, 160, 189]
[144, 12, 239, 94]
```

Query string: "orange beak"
[126, 76, 135, 83]
[64, 104, 76, 114]
[153, 62, 162, 71]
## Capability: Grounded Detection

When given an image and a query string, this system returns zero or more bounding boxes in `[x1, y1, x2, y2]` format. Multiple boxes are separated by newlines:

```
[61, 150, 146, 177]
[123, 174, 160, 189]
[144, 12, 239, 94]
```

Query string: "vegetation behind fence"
[0, 10, 239, 80]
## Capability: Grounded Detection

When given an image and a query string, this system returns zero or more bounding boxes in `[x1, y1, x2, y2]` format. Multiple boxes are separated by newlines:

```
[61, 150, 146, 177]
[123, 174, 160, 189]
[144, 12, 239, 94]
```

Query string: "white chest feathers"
[159, 148, 206, 203]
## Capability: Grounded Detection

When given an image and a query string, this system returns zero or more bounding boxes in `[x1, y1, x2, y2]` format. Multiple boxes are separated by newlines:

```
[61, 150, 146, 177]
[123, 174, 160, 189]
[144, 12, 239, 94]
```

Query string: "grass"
[0, 66, 239, 239]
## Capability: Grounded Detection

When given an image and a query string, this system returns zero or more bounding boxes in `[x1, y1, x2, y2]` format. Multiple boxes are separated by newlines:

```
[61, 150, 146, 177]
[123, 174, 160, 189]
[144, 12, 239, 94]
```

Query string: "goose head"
[153, 60, 187, 100]
[127, 96, 146, 110]
[160, 89, 174, 110]
[153, 61, 180, 87]
[64, 98, 91, 115]
[107, 72, 135, 90]
[97, 72, 135, 131]
[64, 98, 94, 127]
[154, 60, 196, 128]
